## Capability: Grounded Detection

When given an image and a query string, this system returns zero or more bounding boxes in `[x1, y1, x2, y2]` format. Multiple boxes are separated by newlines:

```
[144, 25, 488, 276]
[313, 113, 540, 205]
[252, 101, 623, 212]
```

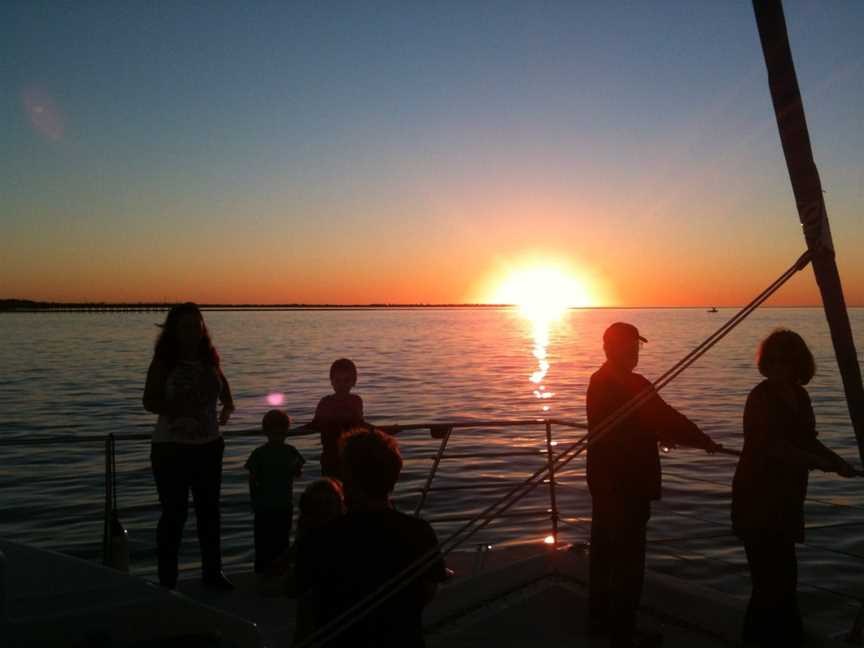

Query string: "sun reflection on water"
[489, 265, 588, 416]
[528, 316, 556, 413]
[519, 304, 567, 416]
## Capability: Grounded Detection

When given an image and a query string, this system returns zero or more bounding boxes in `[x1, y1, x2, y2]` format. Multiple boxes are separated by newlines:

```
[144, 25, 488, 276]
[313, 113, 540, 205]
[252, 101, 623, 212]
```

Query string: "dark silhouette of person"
[245, 409, 305, 574]
[732, 329, 855, 647]
[143, 303, 236, 590]
[310, 428, 446, 647]
[293, 478, 346, 645]
[586, 322, 720, 648]
[309, 358, 365, 478]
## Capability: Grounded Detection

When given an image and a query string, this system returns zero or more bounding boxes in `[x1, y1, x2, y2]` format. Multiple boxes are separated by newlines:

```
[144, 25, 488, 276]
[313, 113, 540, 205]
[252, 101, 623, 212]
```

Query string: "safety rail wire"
[1, 419, 579, 545]
[661, 470, 864, 559]
[0, 419, 583, 584]
[558, 459, 864, 601]
[579, 455, 864, 642]
[0, 418, 587, 447]
[89, 419, 579, 570]
[295, 251, 813, 648]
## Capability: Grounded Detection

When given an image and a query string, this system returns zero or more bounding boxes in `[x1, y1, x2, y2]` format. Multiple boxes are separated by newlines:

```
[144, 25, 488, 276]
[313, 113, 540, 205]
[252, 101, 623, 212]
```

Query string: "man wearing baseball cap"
[586, 322, 720, 648]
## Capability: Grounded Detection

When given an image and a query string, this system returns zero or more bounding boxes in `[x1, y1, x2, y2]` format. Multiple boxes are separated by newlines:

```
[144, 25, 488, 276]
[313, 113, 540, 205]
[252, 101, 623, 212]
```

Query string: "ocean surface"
[2, 307, 864, 630]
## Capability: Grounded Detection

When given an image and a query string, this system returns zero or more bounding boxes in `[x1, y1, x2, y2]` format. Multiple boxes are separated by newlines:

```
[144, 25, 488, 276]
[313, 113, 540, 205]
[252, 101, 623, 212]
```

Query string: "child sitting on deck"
[310, 358, 366, 478]
[297, 478, 346, 538]
[314, 429, 446, 647]
[245, 409, 305, 574]
[293, 478, 346, 643]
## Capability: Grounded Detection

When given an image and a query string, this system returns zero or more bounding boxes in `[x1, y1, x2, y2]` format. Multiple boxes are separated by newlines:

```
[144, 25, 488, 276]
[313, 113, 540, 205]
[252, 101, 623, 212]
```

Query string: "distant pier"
[0, 300, 510, 314]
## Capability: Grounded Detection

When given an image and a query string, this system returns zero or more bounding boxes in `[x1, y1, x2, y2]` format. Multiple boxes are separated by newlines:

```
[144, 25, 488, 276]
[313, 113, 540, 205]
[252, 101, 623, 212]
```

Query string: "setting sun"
[489, 265, 595, 320]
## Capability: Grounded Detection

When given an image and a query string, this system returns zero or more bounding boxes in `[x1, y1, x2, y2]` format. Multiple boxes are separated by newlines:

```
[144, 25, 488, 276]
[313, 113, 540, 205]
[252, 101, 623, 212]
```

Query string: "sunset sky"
[2, 2, 862, 306]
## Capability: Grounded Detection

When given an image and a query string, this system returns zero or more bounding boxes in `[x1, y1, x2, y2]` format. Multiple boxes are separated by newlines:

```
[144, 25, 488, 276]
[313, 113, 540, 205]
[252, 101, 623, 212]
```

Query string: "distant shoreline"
[0, 299, 852, 312]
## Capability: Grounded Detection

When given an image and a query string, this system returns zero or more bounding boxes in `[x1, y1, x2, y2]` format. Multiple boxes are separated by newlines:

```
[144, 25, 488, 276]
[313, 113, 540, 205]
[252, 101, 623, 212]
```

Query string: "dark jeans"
[743, 537, 803, 647]
[254, 507, 293, 573]
[151, 437, 225, 587]
[588, 496, 650, 647]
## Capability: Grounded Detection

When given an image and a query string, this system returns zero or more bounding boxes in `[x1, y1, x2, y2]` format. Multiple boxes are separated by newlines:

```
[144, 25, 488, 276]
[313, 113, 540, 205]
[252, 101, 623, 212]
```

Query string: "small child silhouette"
[310, 358, 365, 478]
[245, 409, 305, 574]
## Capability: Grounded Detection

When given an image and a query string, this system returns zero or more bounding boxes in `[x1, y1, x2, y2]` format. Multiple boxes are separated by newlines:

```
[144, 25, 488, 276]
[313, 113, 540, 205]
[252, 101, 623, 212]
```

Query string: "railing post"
[102, 434, 112, 566]
[545, 420, 559, 549]
[0, 548, 7, 623]
[414, 426, 453, 517]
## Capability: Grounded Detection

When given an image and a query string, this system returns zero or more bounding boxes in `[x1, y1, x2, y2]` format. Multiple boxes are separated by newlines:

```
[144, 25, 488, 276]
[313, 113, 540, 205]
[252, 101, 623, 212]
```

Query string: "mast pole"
[752, 0, 864, 465]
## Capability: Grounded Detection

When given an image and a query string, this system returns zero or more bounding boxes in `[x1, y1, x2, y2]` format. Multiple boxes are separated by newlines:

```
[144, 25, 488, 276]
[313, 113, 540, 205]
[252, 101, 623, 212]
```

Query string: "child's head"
[262, 409, 291, 443]
[298, 478, 345, 532]
[757, 329, 815, 385]
[329, 358, 358, 396]
[340, 427, 402, 503]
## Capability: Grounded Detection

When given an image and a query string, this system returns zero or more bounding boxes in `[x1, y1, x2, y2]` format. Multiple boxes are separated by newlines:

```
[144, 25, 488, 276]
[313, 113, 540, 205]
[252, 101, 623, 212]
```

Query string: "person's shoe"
[201, 570, 235, 591]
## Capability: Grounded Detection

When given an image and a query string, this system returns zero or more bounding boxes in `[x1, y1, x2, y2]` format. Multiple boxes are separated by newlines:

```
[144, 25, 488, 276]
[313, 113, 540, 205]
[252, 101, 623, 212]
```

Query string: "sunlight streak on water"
[523, 307, 562, 416]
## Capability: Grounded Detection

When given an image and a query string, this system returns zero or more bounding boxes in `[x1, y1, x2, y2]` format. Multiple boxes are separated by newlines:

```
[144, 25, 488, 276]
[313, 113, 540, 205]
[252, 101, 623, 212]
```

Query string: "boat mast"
[752, 0, 864, 464]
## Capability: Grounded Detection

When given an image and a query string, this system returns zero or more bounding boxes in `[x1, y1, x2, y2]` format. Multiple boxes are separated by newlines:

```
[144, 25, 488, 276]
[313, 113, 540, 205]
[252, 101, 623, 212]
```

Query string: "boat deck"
[3, 539, 853, 647]
[174, 544, 839, 648]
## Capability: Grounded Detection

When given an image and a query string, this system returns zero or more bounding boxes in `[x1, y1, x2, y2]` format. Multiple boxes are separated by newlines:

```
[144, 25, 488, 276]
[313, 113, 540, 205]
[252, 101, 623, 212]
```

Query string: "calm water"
[2, 308, 864, 629]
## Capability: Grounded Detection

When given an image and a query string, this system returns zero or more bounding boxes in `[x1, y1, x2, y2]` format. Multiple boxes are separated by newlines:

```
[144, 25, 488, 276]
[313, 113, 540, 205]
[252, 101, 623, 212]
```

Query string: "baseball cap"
[603, 322, 647, 346]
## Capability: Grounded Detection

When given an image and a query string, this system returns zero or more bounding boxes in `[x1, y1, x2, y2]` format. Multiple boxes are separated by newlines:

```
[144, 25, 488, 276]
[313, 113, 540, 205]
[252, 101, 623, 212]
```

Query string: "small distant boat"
[707, 307, 718, 313]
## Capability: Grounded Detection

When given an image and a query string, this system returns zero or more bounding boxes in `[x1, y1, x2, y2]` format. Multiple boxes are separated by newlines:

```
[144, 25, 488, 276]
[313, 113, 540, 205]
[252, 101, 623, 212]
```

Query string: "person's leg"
[588, 497, 613, 635]
[277, 504, 294, 560]
[151, 442, 189, 589]
[788, 542, 803, 643]
[253, 511, 268, 573]
[743, 540, 768, 644]
[770, 540, 803, 647]
[744, 537, 802, 648]
[190, 437, 225, 578]
[609, 515, 648, 648]
[254, 509, 287, 573]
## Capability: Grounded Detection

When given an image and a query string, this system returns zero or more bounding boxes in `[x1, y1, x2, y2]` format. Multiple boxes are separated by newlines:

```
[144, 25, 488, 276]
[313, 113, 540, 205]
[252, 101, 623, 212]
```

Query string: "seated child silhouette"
[316, 429, 446, 647]
[293, 478, 346, 643]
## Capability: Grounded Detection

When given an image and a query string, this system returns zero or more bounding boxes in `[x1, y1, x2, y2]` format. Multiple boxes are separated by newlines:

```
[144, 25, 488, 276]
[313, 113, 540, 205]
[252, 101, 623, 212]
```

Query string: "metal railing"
[96, 418, 588, 567]
[395, 419, 587, 550]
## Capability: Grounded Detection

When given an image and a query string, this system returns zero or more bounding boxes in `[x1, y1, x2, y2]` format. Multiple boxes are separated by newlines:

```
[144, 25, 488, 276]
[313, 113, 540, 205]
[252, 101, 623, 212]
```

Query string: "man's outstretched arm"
[646, 389, 720, 452]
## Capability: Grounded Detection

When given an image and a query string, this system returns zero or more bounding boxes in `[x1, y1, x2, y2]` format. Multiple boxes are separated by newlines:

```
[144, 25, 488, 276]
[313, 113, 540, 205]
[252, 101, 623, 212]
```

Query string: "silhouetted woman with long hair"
[143, 303, 235, 590]
[732, 329, 855, 647]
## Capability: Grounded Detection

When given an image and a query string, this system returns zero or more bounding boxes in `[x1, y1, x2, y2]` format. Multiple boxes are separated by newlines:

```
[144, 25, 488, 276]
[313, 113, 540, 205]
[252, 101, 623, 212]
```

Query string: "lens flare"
[22, 86, 64, 141]
[266, 392, 285, 406]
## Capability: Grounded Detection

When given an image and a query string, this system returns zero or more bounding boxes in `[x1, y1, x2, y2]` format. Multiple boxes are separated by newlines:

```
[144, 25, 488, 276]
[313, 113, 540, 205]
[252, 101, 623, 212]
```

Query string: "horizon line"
[1, 298, 859, 311]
